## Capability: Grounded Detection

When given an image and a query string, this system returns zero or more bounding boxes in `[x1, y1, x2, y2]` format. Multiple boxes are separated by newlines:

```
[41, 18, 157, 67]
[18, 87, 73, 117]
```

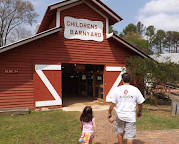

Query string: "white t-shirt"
[111, 85, 145, 122]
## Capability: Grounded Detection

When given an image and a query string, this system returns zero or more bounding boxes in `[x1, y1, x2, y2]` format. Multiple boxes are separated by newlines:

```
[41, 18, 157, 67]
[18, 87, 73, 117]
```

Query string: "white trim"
[58, 1, 83, 11]
[106, 66, 125, 72]
[106, 33, 113, 39]
[36, 100, 62, 107]
[50, 0, 121, 22]
[84, 1, 107, 18]
[35, 64, 62, 107]
[35, 65, 61, 71]
[106, 17, 109, 35]
[0, 27, 61, 54]
[106, 66, 126, 102]
[56, 9, 61, 27]
[112, 35, 148, 58]
[92, 0, 121, 22]
[50, 0, 80, 10]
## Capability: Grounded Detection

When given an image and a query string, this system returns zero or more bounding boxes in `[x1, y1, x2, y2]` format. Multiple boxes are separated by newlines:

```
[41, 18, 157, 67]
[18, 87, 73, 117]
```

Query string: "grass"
[0, 110, 81, 144]
[0, 108, 178, 144]
[137, 109, 179, 131]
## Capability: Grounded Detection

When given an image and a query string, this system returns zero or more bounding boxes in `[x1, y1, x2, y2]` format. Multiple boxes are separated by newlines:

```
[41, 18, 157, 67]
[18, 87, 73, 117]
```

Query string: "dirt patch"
[61, 100, 110, 112]
[93, 111, 179, 144]
[61, 102, 178, 143]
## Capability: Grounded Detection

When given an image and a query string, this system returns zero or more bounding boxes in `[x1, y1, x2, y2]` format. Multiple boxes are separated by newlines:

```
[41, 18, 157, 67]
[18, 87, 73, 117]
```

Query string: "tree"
[0, 0, 38, 47]
[127, 56, 179, 92]
[8, 25, 33, 44]
[136, 21, 145, 36]
[120, 22, 178, 54]
[121, 23, 137, 36]
[164, 31, 173, 53]
[171, 31, 179, 53]
[145, 25, 155, 45]
[122, 32, 153, 55]
[109, 25, 118, 34]
[153, 30, 166, 54]
[120, 23, 153, 55]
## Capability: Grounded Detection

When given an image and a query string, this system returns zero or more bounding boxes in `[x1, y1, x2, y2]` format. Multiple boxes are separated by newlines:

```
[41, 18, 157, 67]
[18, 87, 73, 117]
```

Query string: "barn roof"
[0, 0, 149, 58]
[0, 27, 62, 54]
[37, 0, 123, 33]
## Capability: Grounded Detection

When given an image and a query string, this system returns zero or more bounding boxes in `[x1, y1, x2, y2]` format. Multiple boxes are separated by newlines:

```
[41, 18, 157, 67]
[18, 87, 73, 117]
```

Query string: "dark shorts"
[115, 117, 136, 139]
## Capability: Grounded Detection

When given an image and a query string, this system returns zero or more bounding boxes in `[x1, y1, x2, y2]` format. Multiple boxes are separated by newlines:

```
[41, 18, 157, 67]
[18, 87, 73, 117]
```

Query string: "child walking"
[79, 106, 96, 144]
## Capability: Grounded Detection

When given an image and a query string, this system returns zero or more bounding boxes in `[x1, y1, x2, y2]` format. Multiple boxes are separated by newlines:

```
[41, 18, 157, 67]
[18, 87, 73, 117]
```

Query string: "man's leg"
[117, 134, 123, 144]
[127, 139, 133, 144]
[115, 117, 125, 144]
[125, 122, 136, 144]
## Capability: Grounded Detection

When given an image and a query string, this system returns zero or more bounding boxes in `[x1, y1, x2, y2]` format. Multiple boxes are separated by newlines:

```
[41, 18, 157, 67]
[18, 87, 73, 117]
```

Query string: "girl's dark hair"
[80, 106, 93, 122]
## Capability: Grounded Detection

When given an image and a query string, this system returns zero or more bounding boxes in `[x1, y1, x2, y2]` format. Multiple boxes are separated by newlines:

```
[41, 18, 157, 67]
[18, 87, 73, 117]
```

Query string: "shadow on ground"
[94, 139, 145, 144]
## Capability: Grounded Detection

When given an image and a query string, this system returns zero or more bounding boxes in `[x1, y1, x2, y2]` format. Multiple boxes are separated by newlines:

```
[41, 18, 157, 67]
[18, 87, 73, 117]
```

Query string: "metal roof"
[150, 53, 179, 64]
[0, 27, 62, 54]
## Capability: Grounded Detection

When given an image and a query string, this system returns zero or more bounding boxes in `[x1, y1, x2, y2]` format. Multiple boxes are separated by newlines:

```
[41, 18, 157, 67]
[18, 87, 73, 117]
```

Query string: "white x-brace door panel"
[106, 66, 126, 102]
[35, 65, 62, 107]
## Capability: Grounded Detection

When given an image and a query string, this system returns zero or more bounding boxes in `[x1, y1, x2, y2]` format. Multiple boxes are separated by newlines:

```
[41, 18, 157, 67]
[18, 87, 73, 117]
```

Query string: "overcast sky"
[29, 0, 179, 34]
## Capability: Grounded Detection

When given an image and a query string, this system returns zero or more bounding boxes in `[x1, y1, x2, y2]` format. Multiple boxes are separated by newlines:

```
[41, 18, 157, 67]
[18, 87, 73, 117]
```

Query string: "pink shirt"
[82, 118, 95, 133]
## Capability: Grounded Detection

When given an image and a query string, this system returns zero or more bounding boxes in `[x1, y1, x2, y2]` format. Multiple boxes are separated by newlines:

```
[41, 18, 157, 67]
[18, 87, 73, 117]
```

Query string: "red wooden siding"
[37, 9, 56, 34]
[48, 15, 56, 30]
[0, 62, 34, 108]
[0, 31, 135, 108]
[0, 3, 138, 108]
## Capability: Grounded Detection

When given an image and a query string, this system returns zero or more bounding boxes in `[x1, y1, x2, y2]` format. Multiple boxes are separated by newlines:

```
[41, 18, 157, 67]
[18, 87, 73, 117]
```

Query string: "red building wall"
[0, 3, 137, 108]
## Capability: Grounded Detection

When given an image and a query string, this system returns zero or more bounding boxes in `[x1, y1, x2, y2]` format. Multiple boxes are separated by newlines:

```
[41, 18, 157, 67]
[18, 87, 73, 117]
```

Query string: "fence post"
[171, 99, 179, 116]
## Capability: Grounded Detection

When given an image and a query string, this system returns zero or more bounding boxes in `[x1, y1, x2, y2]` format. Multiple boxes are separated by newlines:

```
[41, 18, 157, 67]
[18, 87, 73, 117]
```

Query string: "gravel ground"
[93, 111, 179, 144]
[61, 100, 179, 144]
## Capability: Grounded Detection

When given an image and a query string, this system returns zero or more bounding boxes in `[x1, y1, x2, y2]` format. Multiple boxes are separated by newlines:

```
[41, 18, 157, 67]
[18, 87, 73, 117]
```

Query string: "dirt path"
[93, 111, 179, 144]
[61, 101, 179, 143]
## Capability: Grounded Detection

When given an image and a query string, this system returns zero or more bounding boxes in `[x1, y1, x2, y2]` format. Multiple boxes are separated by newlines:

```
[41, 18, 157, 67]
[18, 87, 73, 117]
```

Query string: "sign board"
[64, 16, 103, 42]
[4, 69, 19, 74]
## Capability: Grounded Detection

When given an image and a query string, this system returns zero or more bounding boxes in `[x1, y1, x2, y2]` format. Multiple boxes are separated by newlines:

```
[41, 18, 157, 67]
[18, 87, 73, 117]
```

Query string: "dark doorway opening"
[62, 63, 104, 106]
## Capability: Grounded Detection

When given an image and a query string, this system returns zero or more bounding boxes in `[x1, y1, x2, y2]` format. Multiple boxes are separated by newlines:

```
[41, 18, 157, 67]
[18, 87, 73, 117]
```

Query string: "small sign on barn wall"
[4, 69, 19, 74]
[64, 16, 104, 42]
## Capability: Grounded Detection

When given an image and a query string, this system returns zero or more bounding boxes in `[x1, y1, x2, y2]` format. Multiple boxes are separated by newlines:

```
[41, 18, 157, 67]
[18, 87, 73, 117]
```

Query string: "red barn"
[0, 0, 149, 109]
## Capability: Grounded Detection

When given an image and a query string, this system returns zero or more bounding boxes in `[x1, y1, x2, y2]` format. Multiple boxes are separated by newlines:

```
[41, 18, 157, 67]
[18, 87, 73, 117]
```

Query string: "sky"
[29, 0, 179, 34]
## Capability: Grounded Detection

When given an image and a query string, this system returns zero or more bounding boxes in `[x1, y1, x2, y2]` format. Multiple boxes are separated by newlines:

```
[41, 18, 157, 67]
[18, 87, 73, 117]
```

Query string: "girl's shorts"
[79, 132, 94, 143]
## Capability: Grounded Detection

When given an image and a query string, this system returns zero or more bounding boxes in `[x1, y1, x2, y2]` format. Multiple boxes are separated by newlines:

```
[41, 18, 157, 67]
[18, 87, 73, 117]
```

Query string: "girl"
[79, 106, 96, 144]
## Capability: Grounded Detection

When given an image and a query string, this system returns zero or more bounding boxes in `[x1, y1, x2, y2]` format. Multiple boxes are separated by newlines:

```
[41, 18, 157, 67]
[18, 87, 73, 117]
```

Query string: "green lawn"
[0, 108, 178, 144]
[137, 110, 179, 130]
[0, 110, 81, 144]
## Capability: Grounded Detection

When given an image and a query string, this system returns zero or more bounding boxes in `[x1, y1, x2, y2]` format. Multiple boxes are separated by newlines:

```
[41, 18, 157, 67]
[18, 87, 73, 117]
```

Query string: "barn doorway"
[62, 63, 104, 106]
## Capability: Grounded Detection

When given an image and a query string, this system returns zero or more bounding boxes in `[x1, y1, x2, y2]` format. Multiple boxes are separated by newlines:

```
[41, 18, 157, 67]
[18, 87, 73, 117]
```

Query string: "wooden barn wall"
[48, 15, 56, 30]
[0, 3, 137, 108]
[0, 61, 34, 108]
[60, 3, 107, 38]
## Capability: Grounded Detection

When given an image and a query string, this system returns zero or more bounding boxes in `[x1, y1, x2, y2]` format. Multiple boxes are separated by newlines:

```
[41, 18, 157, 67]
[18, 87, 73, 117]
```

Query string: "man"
[108, 73, 145, 144]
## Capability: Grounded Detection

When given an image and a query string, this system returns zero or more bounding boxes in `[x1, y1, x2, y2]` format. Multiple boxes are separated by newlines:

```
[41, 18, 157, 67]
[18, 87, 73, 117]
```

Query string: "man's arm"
[108, 102, 116, 119]
[137, 104, 143, 118]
